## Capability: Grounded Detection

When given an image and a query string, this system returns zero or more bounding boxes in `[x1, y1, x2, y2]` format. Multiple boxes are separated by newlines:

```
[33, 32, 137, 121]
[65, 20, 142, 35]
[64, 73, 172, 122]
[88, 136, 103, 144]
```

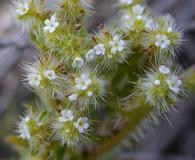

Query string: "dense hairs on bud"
[17, 108, 51, 144]
[142, 15, 184, 57]
[137, 64, 184, 112]
[21, 56, 66, 99]
[65, 70, 107, 110]
[52, 109, 91, 146]
[118, 3, 149, 32]
[85, 27, 131, 70]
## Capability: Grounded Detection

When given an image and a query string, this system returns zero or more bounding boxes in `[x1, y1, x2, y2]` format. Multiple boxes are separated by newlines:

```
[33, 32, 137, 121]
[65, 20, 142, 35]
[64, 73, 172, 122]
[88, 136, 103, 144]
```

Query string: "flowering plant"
[7, 0, 195, 159]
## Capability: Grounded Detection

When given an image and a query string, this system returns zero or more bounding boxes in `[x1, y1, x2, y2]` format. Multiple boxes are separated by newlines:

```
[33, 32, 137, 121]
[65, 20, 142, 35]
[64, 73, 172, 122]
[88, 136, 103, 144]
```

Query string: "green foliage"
[10, 0, 195, 159]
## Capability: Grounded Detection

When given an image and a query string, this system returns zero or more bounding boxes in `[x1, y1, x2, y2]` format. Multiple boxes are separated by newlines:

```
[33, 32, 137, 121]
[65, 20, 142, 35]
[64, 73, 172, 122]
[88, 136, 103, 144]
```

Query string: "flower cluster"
[53, 109, 90, 146]
[120, 4, 146, 31]
[68, 72, 106, 109]
[27, 69, 56, 88]
[86, 32, 129, 69]
[109, 35, 126, 56]
[139, 65, 183, 111]
[132, 4, 144, 20]
[15, 1, 29, 16]
[85, 44, 105, 61]
[155, 34, 170, 49]
[142, 16, 182, 55]
[68, 73, 93, 102]
[118, 2, 182, 56]
[23, 60, 57, 89]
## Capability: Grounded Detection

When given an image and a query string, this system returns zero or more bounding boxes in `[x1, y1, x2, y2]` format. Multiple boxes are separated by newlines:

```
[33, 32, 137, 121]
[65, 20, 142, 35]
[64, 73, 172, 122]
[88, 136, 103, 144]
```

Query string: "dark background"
[0, 0, 195, 159]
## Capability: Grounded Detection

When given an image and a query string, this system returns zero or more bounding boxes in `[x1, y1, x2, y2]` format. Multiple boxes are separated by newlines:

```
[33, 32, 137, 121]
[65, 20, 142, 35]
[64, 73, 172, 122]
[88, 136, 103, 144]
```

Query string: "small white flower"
[87, 91, 93, 97]
[120, 0, 133, 4]
[74, 117, 89, 133]
[94, 44, 105, 55]
[68, 94, 78, 102]
[167, 27, 173, 33]
[145, 19, 156, 29]
[59, 109, 74, 122]
[159, 65, 170, 74]
[19, 116, 30, 140]
[72, 57, 84, 68]
[132, 4, 144, 15]
[86, 49, 96, 61]
[75, 74, 92, 91]
[122, 14, 132, 29]
[28, 71, 42, 87]
[166, 75, 182, 94]
[20, 125, 30, 140]
[109, 35, 125, 54]
[155, 34, 170, 49]
[43, 14, 59, 33]
[44, 70, 56, 80]
[16, 1, 29, 16]
[154, 80, 161, 86]
[136, 15, 143, 20]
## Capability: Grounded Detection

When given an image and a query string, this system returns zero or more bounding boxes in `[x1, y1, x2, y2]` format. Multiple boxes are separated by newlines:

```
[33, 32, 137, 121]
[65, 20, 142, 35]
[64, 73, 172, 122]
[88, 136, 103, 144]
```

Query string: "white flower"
[109, 35, 125, 54]
[85, 44, 105, 61]
[136, 15, 143, 20]
[28, 71, 42, 87]
[16, 1, 29, 16]
[120, 0, 133, 4]
[68, 94, 78, 102]
[72, 57, 84, 68]
[122, 14, 132, 29]
[44, 70, 56, 80]
[132, 4, 144, 15]
[43, 14, 59, 33]
[75, 74, 92, 91]
[87, 91, 93, 97]
[159, 65, 170, 74]
[167, 27, 173, 33]
[74, 117, 89, 133]
[94, 44, 105, 55]
[154, 80, 161, 86]
[59, 109, 74, 122]
[166, 75, 182, 94]
[145, 19, 157, 29]
[155, 34, 170, 49]
[19, 116, 30, 140]
[20, 125, 30, 140]
[85, 49, 96, 61]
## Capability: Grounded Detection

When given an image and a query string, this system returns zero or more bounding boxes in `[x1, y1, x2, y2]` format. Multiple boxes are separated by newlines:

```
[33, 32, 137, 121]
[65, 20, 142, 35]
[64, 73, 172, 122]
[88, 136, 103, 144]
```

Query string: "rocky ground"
[0, 0, 195, 159]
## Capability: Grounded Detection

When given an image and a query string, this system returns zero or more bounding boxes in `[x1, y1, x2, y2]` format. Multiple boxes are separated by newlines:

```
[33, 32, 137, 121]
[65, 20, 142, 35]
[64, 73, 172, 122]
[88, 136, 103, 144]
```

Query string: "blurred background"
[0, 0, 195, 159]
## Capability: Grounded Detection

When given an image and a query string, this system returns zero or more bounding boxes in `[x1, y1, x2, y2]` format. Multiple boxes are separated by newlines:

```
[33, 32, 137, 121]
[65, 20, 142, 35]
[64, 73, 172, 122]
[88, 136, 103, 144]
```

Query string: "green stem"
[86, 105, 151, 160]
